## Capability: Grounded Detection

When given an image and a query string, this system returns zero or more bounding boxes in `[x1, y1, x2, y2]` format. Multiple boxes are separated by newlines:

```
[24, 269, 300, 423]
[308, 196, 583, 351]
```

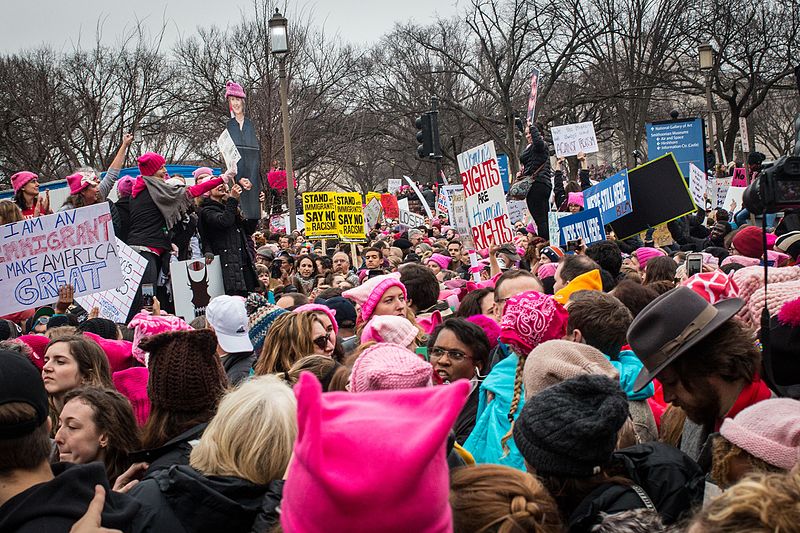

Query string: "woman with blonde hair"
[128, 375, 297, 532]
[254, 312, 330, 376]
[0, 199, 24, 224]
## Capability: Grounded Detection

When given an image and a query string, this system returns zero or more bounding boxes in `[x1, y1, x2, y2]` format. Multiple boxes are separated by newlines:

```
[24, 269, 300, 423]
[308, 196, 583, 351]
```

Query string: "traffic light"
[416, 113, 433, 159]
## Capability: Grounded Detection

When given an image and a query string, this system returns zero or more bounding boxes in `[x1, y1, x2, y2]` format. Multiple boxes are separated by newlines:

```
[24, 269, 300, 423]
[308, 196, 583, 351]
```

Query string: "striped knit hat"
[248, 304, 288, 355]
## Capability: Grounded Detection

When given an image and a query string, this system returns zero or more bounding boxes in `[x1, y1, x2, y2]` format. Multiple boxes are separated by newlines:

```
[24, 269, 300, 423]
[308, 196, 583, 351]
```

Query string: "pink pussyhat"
[82, 332, 134, 373]
[192, 167, 214, 180]
[567, 191, 584, 208]
[127, 311, 193, 366]
[16, 334, 49, 370]
[342, 272, 407, 324]
[349, 342, 432, 392]
[11, 171, 38, 193]
[281, 372, 469, 533]
[294, 303, 338, 336]
[225, 80, 246, 99]
[537, 262, 559, 279]
[359, 315, 417, 347]
[499, 290, 568, 355]
[112, 367, 150, 426]
[116, 175, 136, 198]
[634, 246, 665, 268]
[427, 253, 451, 270]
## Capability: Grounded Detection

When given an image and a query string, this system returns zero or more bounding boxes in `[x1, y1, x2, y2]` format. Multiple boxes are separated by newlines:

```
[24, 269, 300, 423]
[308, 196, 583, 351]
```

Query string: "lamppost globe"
[269, 9, 289, 56]
[698, 42, 714, 71]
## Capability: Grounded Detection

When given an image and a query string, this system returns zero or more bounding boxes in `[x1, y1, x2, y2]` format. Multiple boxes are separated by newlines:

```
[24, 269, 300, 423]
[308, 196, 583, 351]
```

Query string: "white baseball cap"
[205, 295, 254, 354]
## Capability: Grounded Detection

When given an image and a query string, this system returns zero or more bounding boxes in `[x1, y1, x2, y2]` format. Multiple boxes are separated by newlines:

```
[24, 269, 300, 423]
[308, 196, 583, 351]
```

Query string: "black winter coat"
[519, 124, 552, 186]
[221, 351, 255, 386]
[198, 197, 257, 295]
[0, 462, 157, 533]
[568, 442, 705, 532]
[130, 423, 207, 478]
[128, 465, 283, 533]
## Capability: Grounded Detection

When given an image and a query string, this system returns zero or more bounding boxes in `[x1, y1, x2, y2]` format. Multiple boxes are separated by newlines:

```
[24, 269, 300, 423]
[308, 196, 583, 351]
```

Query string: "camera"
[742, 156, 800, 215]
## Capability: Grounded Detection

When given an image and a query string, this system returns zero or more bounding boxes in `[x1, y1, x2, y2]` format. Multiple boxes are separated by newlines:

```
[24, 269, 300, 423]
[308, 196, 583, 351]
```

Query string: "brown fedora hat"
[627, 286, 744, 393]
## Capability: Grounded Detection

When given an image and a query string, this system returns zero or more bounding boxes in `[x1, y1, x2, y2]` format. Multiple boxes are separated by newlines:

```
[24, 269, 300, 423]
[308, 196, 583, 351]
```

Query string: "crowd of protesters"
[1, 112, 799, 532]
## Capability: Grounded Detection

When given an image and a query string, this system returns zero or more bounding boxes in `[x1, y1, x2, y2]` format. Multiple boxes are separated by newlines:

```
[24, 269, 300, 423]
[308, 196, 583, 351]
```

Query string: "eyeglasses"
[313, 331, 333, 350]
[429, 347, 471, 362]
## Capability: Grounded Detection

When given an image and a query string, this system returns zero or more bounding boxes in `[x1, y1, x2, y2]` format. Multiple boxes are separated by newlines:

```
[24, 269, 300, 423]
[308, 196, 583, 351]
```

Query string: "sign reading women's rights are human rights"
[0, 203, 123, 315]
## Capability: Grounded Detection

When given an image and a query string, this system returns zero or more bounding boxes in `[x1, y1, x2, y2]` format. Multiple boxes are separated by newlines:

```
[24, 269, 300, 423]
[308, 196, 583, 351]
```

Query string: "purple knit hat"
[116, 175, 136, 198]
[720, 398, 800, 470]
[294, 304, 338, 335]
[349, 343, 433, 393]
[225, 80, 246, 99]
[342, 272, 407, 324]
[112, 367, 150, 426]
[360, 315, 418, 347]
[427, 253, 451, 271]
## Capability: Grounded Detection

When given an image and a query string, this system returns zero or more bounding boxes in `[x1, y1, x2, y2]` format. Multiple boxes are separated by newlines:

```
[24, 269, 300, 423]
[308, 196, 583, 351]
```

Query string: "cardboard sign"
[387, 178, 402, 194]
[335, 192, 365, 242]
[507, 200, 528, 225]
[76, 239, 147, 323]
[548, 212, 569, 246]
[449, 190, 475, 249]
[551, 122, 599, 158]
[710, 177, 732, 209]
[398, 198, 409, 212]
[646, 117, 705, 178]
[723, 186, 746, 214]
[381, 194, 399, 219]
[688, 163, 706, 208]
[435, 190, 450, 219]
[558, 207, 606, 245]
[497, 153, 511, 193]
[217, 129, 242, 170]
[731, 167, 747, 187]
[457, 141, 514, 250]
[171, 257, 225, 321]
[364, 197, 382, 232]
[403, 176, 433, 218]
[609, 154, 696, 240]
[302, 192, 338, 238]
[399, 209, 426, 228]
[365, 191, 382, 206]
[441, 185, 462, 222]
[582, 169, 632, 224]
[0, 203, 123, 315]
[526, 68, 540, 124]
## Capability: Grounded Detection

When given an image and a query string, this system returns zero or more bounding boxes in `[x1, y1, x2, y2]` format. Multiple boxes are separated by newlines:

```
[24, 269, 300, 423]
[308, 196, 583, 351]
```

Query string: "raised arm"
[99, 133, 134, 199]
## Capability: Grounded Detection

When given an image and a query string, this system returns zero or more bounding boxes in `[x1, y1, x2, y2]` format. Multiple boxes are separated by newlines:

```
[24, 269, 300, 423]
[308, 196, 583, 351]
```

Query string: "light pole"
[269, 9, 296, 232]
[698, 42, 718, 169]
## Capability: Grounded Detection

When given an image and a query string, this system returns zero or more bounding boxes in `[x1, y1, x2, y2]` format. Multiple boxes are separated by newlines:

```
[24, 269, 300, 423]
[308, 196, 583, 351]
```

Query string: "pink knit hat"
[342, 272, 407, 324]
[537, 262, 559, 279]
[137, 152, 166, 177]
[82, 332, 134, 373]
[281, 372, 469, 533]
[732, 266, 800, 326]
[116, 175, 136, 198]
[17, 334, 49, 370]
[11, 171, 37, 193]
[499, 290, 569, 355]
[349, 343, 433, 392]
[720, 398, 800, 470]
[191, 167, 214, 180]
[634, 247, 666, 268]
[744, 279, 800, 329]
[682, 271, 739, 304]
[466, 314, 501, 350]
[127, 311, 193, 365]
[567, 192, 584, 208]
[526, 221, 538, 234]
[225, 80, 246, 99]
[427, 253, 451, 270]
[66, 172, 97, 195]
[360, 315, 417, 347]
[722, 255, 760, 268]
[112, 367, 150, 426]
[294, 304, 338, 335]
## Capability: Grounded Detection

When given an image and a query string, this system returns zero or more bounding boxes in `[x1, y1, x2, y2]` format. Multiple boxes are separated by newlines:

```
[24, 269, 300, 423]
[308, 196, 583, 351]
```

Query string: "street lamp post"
[698, 42, 718, 169]
[269, 9, 296, 232]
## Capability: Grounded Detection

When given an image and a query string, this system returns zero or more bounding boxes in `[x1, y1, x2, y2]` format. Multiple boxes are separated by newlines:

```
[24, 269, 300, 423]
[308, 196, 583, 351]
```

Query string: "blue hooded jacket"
[609, 349, 654, 400]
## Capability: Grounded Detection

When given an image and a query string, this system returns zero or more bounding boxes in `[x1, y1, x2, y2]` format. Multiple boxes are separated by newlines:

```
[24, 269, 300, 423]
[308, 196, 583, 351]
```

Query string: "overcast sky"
[1, 1, 462, 52]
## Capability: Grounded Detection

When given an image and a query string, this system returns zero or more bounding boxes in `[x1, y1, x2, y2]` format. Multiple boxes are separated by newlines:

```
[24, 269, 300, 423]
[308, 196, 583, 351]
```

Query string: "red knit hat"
[732, 226, 770, 258]
[137, 152, 166, 177]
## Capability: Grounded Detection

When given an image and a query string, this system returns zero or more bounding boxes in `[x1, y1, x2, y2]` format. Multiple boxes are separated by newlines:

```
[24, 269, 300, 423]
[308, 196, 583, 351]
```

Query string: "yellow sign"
[366, 191, 382, 205]
[302, 192, 338, 238]
[335, 192, 366, 242]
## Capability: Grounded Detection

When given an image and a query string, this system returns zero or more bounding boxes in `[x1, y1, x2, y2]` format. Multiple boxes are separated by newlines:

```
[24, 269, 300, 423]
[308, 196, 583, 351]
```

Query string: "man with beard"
[627, 287, 772, 471]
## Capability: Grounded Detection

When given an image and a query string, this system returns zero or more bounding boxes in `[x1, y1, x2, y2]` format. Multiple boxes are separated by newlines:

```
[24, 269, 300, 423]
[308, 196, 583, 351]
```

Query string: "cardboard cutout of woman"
[225, 81, 262, 220]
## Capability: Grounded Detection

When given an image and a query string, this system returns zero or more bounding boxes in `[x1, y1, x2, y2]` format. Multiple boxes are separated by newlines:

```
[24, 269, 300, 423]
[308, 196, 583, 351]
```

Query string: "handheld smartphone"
[141, 283, 155, 311]
[566, 239, 581, 253]
[685, 253, 703, 277]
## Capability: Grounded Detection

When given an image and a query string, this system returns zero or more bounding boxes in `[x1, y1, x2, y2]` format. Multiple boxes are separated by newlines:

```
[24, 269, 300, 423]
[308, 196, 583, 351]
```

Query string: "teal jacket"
[608, 349, 654, 401]
[463, 353, 526, 471]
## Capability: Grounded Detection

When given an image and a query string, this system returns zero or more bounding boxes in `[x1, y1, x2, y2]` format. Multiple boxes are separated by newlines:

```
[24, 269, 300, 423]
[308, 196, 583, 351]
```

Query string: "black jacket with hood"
[127, 464, 282, 533]
[0, 462, 157, 533]
[198, 197, 257, 295]
[130, 423, 207, 478]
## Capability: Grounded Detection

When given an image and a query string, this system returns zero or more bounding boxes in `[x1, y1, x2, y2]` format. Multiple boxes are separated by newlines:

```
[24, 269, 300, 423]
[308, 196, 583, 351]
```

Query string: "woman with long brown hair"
[253, 312, 327, 376]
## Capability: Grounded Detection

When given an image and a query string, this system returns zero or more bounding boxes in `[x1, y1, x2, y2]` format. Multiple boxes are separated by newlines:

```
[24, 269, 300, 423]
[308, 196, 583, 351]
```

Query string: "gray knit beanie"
[513, 374, 629, 477]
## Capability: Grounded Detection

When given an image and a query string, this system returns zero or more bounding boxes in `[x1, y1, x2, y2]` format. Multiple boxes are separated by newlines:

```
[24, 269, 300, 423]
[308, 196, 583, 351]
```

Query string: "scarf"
[142, 174, 193, 230]
[715, 375, 773, 431]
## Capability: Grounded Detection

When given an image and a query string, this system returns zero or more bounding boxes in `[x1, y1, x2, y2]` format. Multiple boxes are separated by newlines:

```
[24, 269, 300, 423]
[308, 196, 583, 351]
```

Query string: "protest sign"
[582, 169, 632, 224]
[366, 191, 382, 206]
[507, 200, 528, 225]
[551, 122, 599, 158]
[526, 68, 540, 124]
[731, 167, 747, 187]
[609, 154, 696, 240]
[497, 153, 511, 193]
[723, 186, 746, 214]
[399, 209, 426, 228]
[739, 117, 750, 153]
[0, 203, 123, 315]
[171, 257, 225, 321]
[387, 178, 402, 194]
[548, 212, 569, 246]
[403, 176, 433, 218]
[441, 185, 462, 222]
[398, 197, 410, 212]
[449, 190, 475, 249]
[381, 194, 399, 219]
[456, 141, 514, 249]
[217, 129, 242, 170]
[335, 192, 366, 242]
[302, 192, 338, 238]
[435, 190, 449, 219]
[646, 117, 705, 178]
[558, 207, 607, 246]
[710, 177, 732, 209]
[76, 239, 146, 323]
[364, 197, 382, 232]
[688, 163, 707, 208]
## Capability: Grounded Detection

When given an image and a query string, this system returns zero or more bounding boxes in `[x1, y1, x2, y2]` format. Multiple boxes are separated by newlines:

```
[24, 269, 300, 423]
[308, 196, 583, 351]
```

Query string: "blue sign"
[582, 169, 632, 224]
[645, 117, 705, 179]
[558, 207, 607, 246]
[497, 153, 510, 193]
